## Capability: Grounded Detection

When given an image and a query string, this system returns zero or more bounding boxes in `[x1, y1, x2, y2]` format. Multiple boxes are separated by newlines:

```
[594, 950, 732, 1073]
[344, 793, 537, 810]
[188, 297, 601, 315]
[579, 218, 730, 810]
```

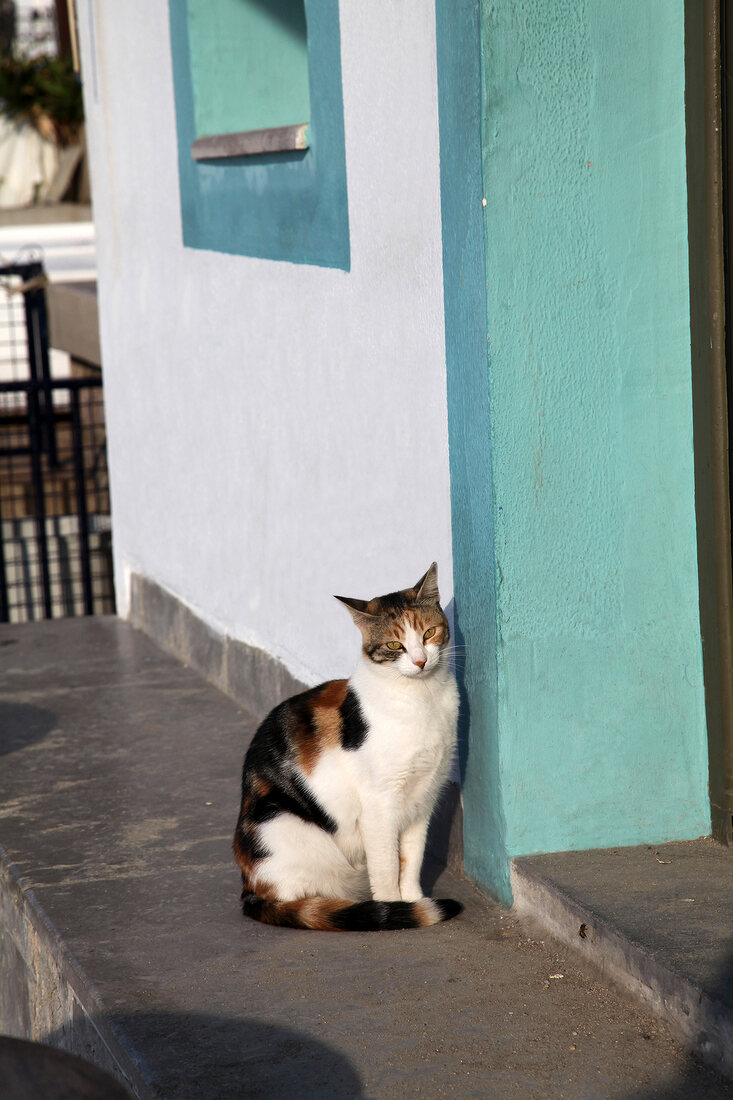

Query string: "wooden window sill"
[190, 123, 309, 161]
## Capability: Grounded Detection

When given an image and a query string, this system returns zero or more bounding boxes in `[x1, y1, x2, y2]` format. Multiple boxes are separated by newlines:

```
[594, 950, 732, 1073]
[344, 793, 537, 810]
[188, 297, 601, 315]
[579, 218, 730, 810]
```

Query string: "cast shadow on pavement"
[0, 703, 57, 756]
[47, 1012, 364, 1100]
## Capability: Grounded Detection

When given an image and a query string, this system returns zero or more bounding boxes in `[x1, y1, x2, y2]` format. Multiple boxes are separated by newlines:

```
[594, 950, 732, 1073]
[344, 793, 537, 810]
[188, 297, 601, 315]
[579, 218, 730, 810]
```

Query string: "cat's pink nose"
[414, 658, 426, 669]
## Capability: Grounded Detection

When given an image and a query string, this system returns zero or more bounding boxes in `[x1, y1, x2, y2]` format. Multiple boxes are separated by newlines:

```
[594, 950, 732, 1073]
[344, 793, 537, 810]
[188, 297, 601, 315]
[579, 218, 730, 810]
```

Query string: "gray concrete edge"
[510, 858, 733, 1082]
[127, 572, 464, 876]
[128, 572, 307, 723]
[0, 844, 155, 1099]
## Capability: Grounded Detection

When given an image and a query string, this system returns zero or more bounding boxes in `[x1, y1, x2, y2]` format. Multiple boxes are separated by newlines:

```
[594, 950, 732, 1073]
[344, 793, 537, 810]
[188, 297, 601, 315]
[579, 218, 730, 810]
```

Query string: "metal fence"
[0, 262, 114, 622]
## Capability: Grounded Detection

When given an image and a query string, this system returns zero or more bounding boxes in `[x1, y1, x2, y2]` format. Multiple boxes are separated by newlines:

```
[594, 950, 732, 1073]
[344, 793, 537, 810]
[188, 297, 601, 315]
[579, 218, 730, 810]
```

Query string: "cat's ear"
[414, 562, 440, 602]
[334, 594, 376, 628]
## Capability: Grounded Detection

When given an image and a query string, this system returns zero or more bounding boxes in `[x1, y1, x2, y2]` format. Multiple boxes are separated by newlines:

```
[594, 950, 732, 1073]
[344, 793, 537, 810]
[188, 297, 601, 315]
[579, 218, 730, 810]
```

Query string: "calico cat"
[232, 563, 461, 931]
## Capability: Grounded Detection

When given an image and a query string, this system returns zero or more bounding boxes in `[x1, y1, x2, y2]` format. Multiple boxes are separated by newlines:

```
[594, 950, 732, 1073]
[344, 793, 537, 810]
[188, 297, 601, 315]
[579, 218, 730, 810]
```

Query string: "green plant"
[0, 54, 84, 146]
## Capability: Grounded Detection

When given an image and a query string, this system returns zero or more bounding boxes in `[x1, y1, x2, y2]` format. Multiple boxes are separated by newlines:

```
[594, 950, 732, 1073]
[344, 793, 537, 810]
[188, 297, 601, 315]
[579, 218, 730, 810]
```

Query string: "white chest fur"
[351, 656, 458, 788]
[306, 656, 458, 830]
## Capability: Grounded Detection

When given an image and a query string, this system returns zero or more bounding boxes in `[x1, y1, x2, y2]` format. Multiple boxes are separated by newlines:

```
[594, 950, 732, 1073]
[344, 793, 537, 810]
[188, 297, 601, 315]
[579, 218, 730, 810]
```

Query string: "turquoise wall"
[187, 0, 310, 136]
[436, 0, 509, 901]
[438, 0, 711, 901]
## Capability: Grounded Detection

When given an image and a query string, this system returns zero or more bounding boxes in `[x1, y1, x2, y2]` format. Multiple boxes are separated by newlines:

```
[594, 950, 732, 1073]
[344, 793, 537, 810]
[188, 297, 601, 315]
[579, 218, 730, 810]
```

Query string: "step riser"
[0, 850, 151, 1099]
[511, 860, 733, 1082]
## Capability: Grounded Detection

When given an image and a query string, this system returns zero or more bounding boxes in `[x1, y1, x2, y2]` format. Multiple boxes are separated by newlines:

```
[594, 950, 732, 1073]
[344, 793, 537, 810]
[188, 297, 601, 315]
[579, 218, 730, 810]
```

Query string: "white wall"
[78, 1, 452, 686]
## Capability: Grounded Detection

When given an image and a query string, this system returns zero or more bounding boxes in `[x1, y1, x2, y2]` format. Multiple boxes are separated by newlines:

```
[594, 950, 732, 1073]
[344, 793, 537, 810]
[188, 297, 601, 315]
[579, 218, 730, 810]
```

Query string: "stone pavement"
[0, 616, 731, 1099]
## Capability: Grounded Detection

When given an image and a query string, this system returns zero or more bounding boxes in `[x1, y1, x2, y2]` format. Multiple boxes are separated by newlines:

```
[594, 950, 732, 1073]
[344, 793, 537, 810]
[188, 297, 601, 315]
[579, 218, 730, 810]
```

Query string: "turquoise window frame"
[168, 0, 350, 270]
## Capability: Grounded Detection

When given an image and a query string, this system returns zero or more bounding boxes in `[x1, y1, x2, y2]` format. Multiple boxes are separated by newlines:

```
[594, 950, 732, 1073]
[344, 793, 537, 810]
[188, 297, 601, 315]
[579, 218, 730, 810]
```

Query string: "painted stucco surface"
[187, 0, 310, 136]
[464, 0, 710, 885]
[436, 0, 508, 899]
[77, 1, 452, 687]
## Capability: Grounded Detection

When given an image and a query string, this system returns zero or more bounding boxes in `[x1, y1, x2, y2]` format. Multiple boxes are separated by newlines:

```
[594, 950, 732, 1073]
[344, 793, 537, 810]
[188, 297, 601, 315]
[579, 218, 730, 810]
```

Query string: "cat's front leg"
[359, 811, 401, 901]
[399, 816, 429, 901]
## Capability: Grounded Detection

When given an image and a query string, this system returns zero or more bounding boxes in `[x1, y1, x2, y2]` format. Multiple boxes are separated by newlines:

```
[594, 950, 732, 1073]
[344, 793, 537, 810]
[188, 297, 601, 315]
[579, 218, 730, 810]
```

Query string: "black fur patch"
[234, 822, 269, 863]
[241, 892, 264, 918]
[244, 707, 291, 775]
[379, 591, 409, 614]
[435, 898, 463, 921]
[247, 774, 336, 834]
[330, 900, 420, 930]
[364, 642, 400, 663]
[239, 691, 339, 836]
[339, 688, 367, 751]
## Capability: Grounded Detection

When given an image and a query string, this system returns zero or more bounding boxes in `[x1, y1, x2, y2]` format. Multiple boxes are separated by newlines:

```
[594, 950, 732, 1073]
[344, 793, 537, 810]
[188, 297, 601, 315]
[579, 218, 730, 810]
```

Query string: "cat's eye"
[386, 641, 403, 651]
[423, 627, 437, 641]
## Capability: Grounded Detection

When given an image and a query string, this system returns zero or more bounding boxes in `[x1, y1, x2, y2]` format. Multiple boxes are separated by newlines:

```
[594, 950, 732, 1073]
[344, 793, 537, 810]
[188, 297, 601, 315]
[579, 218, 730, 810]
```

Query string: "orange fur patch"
[295, 897, 348, 930]
[232, 827, 255, 878]
[314, 679, 350, 708]
[249, 873, 278, 901]
[255, 896, 351, 930]
[252, 775, 271, 798]
[234, 823, 277, 899]
[414, 899, 441, 927]
[295, 679, 349, 773]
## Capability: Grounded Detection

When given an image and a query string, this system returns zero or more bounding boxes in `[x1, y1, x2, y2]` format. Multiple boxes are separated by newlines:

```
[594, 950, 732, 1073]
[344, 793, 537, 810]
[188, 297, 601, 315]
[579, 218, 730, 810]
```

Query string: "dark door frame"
[686, 0, 733, 846]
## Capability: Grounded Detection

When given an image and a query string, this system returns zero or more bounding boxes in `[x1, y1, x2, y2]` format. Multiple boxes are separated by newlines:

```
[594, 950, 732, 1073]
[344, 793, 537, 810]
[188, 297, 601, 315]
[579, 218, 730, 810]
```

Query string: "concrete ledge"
[511, 844, 733, 1082]
[3, 618, 733, 1097]
[128, 573, 306, 721]
[191, 123, 309, 160]
[0, 617, 474, 1099]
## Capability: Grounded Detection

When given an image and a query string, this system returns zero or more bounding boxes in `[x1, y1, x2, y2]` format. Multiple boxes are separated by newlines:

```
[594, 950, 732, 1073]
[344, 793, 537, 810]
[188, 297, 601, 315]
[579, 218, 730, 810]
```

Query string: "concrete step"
[512, 840, 733, 1083]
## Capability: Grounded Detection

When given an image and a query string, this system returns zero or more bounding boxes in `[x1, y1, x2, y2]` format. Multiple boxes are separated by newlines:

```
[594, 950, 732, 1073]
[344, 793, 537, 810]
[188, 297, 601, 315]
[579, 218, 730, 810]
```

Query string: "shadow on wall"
[423, 780, 462, 894]
[247, 0, 308, 42]
[441, 597, 471, 784]
[0, 704, 57, 756]
[204, 149, 308, 168]
[421, 597, 470, 890]
[448, 596, 471, 786]
[46, 1013, 364, 1100]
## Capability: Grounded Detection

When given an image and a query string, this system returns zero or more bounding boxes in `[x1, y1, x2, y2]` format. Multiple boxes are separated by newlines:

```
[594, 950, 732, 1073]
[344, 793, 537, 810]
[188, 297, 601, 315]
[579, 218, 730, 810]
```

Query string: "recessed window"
[168, 0, 350, 269]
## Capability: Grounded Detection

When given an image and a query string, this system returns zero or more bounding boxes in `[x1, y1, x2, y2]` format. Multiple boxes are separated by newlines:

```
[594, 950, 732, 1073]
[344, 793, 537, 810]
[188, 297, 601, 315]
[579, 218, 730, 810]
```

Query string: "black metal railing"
[0, 261, 114, 623]
[0, 377, 114, 622]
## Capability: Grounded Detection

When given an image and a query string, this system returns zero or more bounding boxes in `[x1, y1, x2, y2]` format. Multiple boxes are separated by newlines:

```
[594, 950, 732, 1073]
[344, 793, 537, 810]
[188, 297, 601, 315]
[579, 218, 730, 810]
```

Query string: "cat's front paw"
[400, 889, 425, 903]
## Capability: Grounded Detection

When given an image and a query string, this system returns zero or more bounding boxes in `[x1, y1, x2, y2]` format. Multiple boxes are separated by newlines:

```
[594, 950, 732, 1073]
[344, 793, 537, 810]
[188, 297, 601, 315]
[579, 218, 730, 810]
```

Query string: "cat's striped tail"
[241, 892, 462, 931]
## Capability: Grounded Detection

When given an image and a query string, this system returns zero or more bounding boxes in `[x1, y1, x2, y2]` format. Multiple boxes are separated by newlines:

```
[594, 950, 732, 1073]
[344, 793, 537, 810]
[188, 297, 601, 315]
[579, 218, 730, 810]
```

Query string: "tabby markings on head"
[335, 569, 451, 671]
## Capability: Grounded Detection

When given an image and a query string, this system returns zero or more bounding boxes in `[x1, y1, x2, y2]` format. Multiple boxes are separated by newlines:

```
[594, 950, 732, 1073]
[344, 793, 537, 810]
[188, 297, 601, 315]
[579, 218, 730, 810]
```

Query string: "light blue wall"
[438, 0, 711, 901]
